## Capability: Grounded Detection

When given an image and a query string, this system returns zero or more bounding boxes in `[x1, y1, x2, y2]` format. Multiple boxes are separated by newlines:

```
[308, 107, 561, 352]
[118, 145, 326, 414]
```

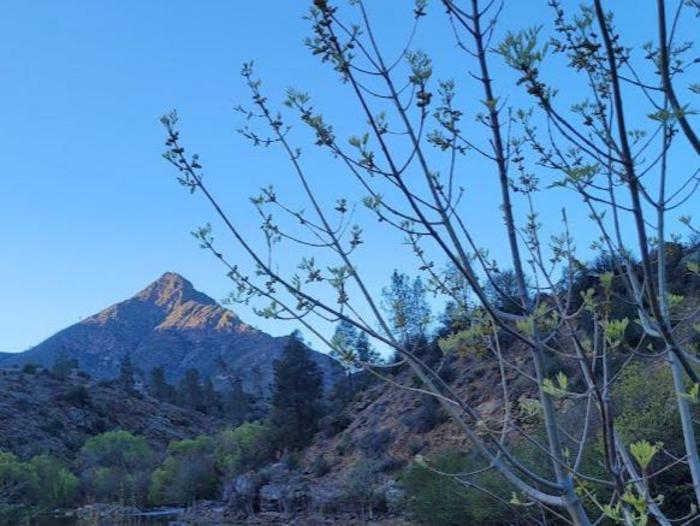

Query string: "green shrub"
[0, 451, 78, 513]
[21, 363, 39, 375]
[335, 432, 353, 456]
[614, 362, 682, 446]
[78, 430, 153, 504]
[0, 451, 37, 525]
[60, 385, 91, 407]
[322, 413, 352, 437]
[0, 503, 35, 525]
[613, 362, 698, 514]
[0, 451, 37, 505]
[214, 422, 274, 477]
[29, 455, 79, 509]
[149, 436, 218, 505]
[310, 455, 331, 478]
[341, 459, 382, 520]
[358, 428, 394, 459]
[402, 395, 447, 433]
[401, 450, 515, 526]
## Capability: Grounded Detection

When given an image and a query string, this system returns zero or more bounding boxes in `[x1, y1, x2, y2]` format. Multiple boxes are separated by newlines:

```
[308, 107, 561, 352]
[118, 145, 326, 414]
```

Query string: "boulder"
[259, 479, 309, 514]
[224, 471, 263, 515]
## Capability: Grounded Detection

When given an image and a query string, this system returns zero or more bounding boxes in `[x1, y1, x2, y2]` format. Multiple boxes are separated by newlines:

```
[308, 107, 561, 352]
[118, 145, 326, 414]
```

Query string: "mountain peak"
[137, 272, 216, 309]
[3, 271, 344, 390]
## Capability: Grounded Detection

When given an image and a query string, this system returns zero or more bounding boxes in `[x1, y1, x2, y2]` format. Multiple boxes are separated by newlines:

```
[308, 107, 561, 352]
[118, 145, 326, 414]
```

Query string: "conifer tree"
[382, 271, 431, 345]
[355, 332, 381, 365]
[119, 353, 136, 392]
[225, 374, 251, 426]
[148, 366, 175, 403]
[178, 368, 202, 411]
[52, 347, 78, 380]
[201, 376, 220, 416]
[270, 332, 323, 449]
[330, 319, 359, 366]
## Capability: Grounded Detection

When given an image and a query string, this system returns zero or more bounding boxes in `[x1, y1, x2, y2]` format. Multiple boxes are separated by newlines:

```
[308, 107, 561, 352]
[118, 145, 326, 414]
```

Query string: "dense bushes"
[149, 436, 218, 505]
[0, 451, 38, 505]
[341, 459, 383, 520]
[150, 423, 275, 505]
[214, 422, 274, 477]
[77, 430, 154, 505]
[1, 422, 277, 516]
[358, 428, 394, 459]
[614, 362, 681, 446]
[29, 455, 80, 509]
[0, 450, 78, 523]
[401, 450, 514, 526]
[613, 362, 698, 514]
[402, 394, 447, 433]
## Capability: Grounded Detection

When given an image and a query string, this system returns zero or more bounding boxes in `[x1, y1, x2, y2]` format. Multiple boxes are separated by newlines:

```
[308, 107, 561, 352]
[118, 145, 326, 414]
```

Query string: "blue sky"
[1, 1, 697, 354]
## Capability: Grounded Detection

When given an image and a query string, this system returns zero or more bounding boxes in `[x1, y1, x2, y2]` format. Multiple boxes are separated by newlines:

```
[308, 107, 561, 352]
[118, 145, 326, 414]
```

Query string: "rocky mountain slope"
[0, 366, 223, 459]
[302, 352, 531, 474]
[4, 272, 342, 393]
[208, 350, 537, 522]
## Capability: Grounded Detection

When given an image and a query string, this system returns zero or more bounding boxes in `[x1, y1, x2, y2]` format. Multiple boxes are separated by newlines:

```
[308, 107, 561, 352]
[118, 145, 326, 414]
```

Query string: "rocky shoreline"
[73, 502, 412, 526]
[178, 503, 413, 525]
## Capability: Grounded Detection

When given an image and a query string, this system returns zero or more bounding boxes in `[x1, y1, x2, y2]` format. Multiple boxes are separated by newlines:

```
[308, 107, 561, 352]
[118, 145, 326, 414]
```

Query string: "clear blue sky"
[1, 1, 696, 353]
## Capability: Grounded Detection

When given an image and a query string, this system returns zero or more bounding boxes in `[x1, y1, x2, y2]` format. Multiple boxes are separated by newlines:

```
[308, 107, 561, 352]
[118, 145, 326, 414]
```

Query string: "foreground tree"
[162, 1, 700, 522]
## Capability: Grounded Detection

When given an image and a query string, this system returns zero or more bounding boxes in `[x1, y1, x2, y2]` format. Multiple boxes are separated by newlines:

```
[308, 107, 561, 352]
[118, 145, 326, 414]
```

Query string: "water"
[32, 509, 182, 526]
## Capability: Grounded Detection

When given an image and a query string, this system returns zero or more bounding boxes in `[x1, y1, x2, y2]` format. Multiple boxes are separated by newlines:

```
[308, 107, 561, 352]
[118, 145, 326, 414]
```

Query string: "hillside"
[0, 366, 223, 460]
[4, 272, 343, 393]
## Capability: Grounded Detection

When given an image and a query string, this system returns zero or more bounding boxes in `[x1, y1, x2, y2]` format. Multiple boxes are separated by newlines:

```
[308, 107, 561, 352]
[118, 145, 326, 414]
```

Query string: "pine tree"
[178, 368, 203, 411]
[148, 366, 175, 402]
[201, 376, 220, 416]
[250, 364, 264, 399]
[330, 320, 359, 367]
[270, 332, 324, 449]
[119, 353, 136, 392]
[382, 270, 431, 344]
[484, 269, 526, 315]
[331, 321, 382, 369]
[52, 347, 78, 379]
[225, 374, 251, 426]
[355, 332, 381, 365]
[216, 356, 253, 423]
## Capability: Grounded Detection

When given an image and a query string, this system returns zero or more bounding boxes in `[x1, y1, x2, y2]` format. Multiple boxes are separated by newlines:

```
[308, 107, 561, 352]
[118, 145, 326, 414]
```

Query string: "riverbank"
[28, 503, 415, 526]
[176, 501, 415, 526]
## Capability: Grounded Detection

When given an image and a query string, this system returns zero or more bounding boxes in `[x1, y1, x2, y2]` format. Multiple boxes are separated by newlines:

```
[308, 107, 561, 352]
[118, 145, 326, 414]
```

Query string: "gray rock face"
[223, 461, 402, 520]
[225, 462, 314, 516]
[5, 272, 343, 393]
[224, 472, 264, 515]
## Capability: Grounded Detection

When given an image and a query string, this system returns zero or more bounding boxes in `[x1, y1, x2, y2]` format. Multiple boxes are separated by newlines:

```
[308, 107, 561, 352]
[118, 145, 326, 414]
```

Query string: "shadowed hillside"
[0, 366, 223, 460]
